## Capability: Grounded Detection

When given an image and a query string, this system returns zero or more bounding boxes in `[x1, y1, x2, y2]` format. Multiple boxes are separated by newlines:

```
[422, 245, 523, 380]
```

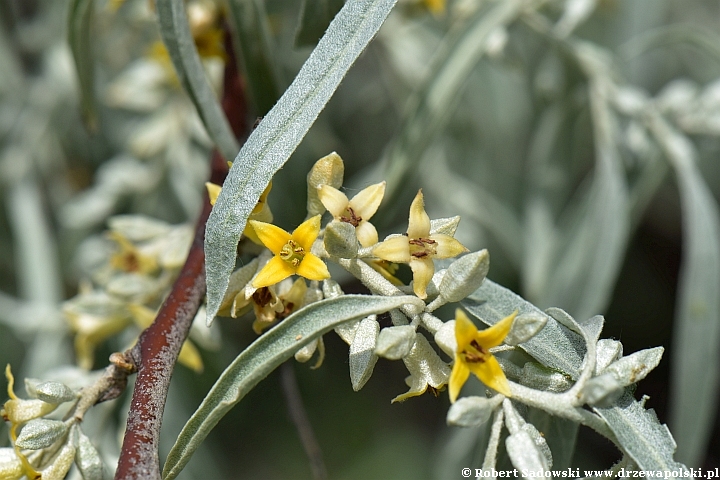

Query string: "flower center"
[252, 287, 274, 308]
[463, 340, 488, 364]
[409, 237, 437, 259]
[279, 239, 305, 266]
[340, 206, 362, 227]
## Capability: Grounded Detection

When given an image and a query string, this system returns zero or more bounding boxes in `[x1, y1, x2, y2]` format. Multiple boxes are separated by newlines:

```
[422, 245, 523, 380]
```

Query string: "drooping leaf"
[225, 0, 281, 115]
[162, 294, 422, 479]
[68, 0, 97, 130]
[204, 0, 397, 323]
[156, 0, 240, 163]
[648, 117, 720, 465]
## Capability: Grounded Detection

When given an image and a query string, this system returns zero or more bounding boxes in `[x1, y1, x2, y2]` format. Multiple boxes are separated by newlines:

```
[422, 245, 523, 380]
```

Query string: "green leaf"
[540, 78, 629, 320]
[595, 391, 687, 471]
[162, 294, 422, 480]
[462, 280, 584, 379]
[295, 0, 345, 47]
[68, 0, 96, 131]
[378, 0, 529, 208]
[648, 118, 720, 465]
[225, 0, 281, 115]
[204, 0, 397, 323]
[155, 0, 240, 163]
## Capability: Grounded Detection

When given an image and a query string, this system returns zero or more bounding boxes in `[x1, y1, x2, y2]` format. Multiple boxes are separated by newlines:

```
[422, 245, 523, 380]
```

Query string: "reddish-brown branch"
[114, 26, 246, 480]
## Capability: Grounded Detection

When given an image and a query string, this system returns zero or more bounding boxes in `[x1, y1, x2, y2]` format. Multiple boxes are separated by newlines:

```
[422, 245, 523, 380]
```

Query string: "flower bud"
[446, 395, 502, 427]
[438, 250, 489, 303]
[306, 152, 344, 217]
[604, 347, 663, 387]
[0, 448, 23, 480]
[505, 429, 550, 470]
[16, 418, 68, 450]
[580, 373, 623, 407]
[434, 320, 456, 358]
[76, 430, 104, 480]
[322, 279, 344, 299]
[40, 442, 76, 480]
[375, 326, 416, 360]
[595, 339, 623, 374]
[34, 382, 76, 405]
[3, 399, 57, 424]
[520, 362, 572, 393]
[323, 221, 358, 258]
[349, 316, 379, 391]
[504, 312, 547, 346]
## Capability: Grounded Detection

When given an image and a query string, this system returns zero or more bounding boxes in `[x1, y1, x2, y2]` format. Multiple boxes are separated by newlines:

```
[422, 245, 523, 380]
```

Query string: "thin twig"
[280, 362, 329, 480]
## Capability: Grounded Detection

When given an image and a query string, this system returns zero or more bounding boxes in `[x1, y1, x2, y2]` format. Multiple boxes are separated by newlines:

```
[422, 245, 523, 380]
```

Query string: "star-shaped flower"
[372, 190, 467, 299]
[317, 181, 385, 247]
[249, 215, 330, 288]
[449, 309, 517, 402]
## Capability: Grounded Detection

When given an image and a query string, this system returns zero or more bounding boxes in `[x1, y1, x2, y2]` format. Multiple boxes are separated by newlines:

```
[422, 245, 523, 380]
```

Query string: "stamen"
[280, 240, 305, 266]
[340, 206, 362, 227]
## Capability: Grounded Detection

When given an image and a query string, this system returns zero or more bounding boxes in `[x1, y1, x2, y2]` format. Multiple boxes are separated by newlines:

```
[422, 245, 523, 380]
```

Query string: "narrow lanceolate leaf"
[68, 0, 96, 130]
[225, 0, 281, 115]
[379, 0, 531, 206]
[648, 116, 720, 466]
[155, 0, 239, 163]
[162, 294, 422, 480]
[462, 280, 584, 379]
[595, 391, 687, 471]
[542, 78, 629, 321]
[204, 0, 397, 323]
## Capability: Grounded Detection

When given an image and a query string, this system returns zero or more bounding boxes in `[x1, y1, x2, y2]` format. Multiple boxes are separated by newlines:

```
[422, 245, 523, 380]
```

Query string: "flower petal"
[407, 190, 431, 239]
[373, 236, 410, 263]
[431, 234, 469, 259]
[449, 355, 470, 403]
[467, 355, 511, 397]
[355, 221, 378, 247]
[252, 182, 273, 215]
[292, 215, 322, 251]
[317, 185, 349, 218]
[284, 278, 308, 306]
[409, 257, 434, 299]
[178, 341, 203, 373]
[296, 253, 330, 281]
[476, 310, 517, 349]
[349, 181, 385, 220]
[252, 256, 295, 288]
[454, 309, 479, 351]
[205, 182, 221, 206]
[249, 221, 291, 254]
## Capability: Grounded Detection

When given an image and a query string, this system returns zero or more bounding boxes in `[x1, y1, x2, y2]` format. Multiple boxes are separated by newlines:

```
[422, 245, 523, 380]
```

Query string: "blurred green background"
[2, 0, 720, 477]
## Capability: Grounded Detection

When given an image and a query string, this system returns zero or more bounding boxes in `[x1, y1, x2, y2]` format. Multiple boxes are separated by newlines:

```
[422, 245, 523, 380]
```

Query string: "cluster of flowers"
[0, 366, 102, 480]
[206, 152, 523, 402]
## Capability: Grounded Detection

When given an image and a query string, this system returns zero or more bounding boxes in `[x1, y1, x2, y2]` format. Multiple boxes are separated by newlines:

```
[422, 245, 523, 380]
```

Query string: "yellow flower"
[109, 231, 158, 275]
[240, 279, 307, 334]
[250, 215, 330, 288]
[424, 0, 446, 15]
[372, 190, 468, 299]
[206, 181, 273, 245]
[449, 309, 517, 403]
[317, 181, 385, 247]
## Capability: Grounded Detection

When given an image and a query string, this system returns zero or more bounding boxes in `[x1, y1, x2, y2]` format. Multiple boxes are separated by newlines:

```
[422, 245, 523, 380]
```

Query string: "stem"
[280, 362, 328, 480]
[114, 25, 244, 480]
